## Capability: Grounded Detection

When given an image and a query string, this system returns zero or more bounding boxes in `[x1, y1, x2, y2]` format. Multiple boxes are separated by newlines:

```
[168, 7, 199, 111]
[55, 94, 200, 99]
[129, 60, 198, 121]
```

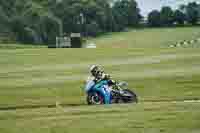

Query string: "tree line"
[148, 2, 200, 27]
[0, 0, 141, 44]
[0, 0, 199, 45]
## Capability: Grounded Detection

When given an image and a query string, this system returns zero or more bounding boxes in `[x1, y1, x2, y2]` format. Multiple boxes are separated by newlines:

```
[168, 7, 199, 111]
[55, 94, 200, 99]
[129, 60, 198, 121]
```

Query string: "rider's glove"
[108, 79, 116, 86]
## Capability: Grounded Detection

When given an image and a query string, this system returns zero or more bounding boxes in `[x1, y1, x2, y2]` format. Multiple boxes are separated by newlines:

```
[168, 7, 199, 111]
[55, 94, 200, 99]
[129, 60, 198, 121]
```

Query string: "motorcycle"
[85, 79, 138, 105]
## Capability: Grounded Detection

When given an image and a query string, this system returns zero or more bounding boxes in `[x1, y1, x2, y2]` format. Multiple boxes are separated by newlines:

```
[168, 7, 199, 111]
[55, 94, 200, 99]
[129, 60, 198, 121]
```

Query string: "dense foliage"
[0, 0, 141, 44]
[0, 0, 200, 45]
[148, 2, 200, 27]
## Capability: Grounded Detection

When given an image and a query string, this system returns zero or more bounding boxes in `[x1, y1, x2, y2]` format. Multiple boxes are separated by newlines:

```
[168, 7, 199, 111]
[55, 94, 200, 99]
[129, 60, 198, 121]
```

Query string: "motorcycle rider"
[90, 65, 110, 81]
[85, 65, 115, 104]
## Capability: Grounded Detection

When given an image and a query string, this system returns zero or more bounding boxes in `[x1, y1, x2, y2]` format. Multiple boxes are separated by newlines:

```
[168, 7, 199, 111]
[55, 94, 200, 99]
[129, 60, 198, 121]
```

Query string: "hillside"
[0, 48, 200, 133]
[89, 27, 200, 48]
[1, 27, 200, 49]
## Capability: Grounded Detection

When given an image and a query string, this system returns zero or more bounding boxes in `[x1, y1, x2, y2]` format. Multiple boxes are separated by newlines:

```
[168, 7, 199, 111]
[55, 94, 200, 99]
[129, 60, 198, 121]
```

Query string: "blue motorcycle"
[85, 79, 138, 105]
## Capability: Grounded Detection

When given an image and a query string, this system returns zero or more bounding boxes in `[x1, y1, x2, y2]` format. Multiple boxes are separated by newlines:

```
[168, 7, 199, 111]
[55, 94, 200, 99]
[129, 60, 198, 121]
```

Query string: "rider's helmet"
[90, 65, 101, 77]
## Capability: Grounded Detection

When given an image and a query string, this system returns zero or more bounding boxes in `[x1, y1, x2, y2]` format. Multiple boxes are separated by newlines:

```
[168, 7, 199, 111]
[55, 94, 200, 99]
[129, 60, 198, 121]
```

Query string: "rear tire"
[87, 92, 104, 105]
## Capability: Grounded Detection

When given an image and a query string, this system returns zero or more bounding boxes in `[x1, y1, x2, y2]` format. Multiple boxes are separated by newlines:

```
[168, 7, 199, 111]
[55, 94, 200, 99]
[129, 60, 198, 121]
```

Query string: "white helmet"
[90, 65, 98, 72]
[89, 65, 101, 76]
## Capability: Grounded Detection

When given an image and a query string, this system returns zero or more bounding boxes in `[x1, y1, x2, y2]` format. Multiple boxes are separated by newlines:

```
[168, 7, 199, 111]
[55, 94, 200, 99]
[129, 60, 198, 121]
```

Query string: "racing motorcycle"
[85, 79, 138, 105]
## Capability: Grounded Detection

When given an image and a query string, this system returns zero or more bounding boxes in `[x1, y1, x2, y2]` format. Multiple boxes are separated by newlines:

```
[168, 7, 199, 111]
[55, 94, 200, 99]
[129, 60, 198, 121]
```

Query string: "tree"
[186, 2, 199, 25]
[0, 6, 9, 31]
[0, 0, 143, 44]
[148, 10, 161, 27]
[173, 10, 185, 25]
[86, 21, 101, 37]
[112, 0, 141, 31]
[160, 6, 174, 26]
[127, 0, 141, 26]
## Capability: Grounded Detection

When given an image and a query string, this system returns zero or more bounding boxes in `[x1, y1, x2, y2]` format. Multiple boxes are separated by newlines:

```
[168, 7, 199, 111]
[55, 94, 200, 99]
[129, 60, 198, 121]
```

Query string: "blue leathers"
[85, 79, 111, 104]
[86, 65, 112, 104]
[93, 80, 111, 104]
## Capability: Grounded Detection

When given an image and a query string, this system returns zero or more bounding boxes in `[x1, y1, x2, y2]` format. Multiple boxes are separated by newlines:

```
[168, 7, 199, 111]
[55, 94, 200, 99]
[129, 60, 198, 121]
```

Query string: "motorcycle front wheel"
[121, 89, 138, 103]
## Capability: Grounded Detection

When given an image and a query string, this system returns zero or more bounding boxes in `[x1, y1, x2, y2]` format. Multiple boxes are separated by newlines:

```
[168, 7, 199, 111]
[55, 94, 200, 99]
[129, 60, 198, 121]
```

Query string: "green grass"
[89, 27, 200, 48]
[0, 102, 200, 133]
[0, 48, 200, 107]
[0, 44, 47, 49]
[0, 27, 200, 133]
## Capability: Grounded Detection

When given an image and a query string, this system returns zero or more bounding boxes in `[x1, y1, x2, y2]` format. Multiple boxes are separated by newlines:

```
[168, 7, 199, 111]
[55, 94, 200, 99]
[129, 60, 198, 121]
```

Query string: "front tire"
[121, 89, 138, 103]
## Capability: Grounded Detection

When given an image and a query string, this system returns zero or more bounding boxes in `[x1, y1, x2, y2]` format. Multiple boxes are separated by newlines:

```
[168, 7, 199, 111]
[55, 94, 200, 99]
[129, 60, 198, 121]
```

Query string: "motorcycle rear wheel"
[87, 92, 104, 105]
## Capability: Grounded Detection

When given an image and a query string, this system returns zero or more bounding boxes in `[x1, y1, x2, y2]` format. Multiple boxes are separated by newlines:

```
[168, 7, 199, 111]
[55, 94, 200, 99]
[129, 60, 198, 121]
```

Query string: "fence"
[56, 36, 71, 48]
[0, 32, 16, 43]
